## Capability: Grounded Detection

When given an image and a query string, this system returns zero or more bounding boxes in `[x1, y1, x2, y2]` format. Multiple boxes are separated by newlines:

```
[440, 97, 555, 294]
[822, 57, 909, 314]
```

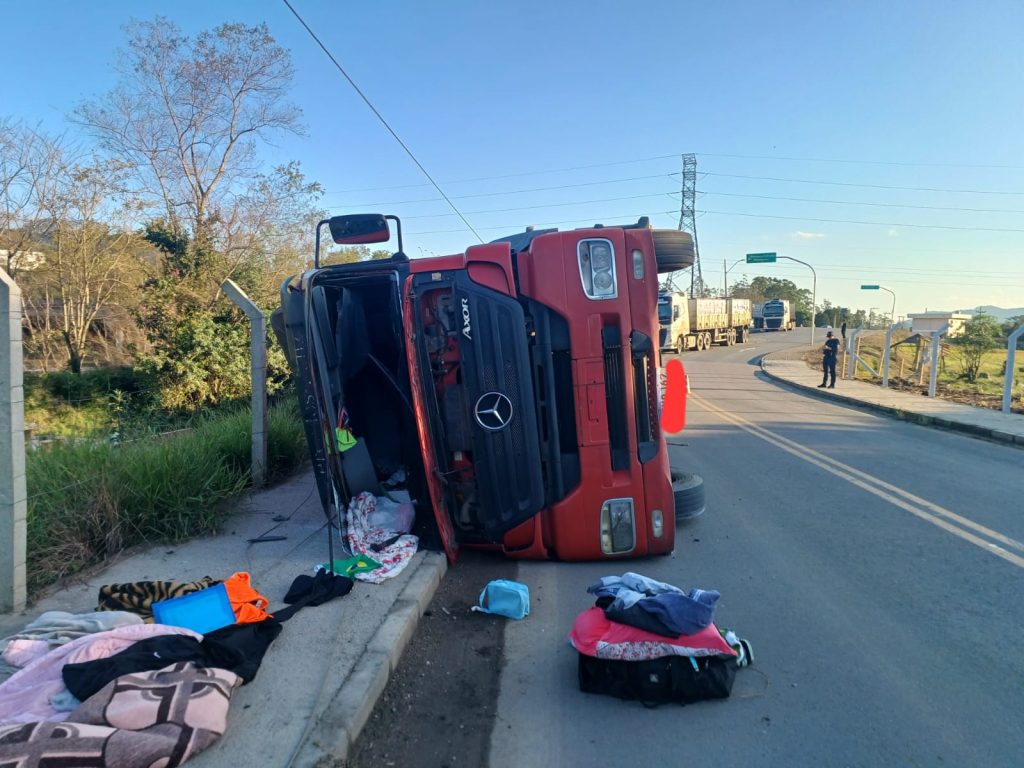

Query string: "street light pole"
[861, 284, 897, 326]
[723, 257, 745, 295]
[778, 255, 817, 348]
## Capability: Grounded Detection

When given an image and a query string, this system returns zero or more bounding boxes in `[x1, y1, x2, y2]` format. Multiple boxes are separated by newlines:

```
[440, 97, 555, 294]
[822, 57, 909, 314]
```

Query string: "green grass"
[24, 368, 156, 439]
[835, 332, 1024, 409]
[25, 399, 308, 594]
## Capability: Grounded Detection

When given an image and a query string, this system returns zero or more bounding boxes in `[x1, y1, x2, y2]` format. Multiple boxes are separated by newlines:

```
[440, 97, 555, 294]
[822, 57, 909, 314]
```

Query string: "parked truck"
[753, 302, 765, 330]
[658, 293, 752, 352]
[276, 213, 700, 563]
[762, 298, 796, 331]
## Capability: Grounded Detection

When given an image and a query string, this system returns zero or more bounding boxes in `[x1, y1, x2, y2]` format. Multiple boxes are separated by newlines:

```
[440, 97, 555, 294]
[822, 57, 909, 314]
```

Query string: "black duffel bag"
[578, 653, 736, 706]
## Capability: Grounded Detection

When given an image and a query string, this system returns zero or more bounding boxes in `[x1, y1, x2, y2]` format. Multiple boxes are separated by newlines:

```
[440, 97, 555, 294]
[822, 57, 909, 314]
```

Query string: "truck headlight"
[578, 239, 617, 300]
[600, 498, 635, 554]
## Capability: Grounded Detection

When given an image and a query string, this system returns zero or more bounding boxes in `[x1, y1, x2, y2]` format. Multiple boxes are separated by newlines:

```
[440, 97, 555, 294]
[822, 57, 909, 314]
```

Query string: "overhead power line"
[698, 190, 1024, 215]
[331, 154, 681, 194]
[402, 191, 678, 220]
[281, 0, 483, 242]
[338, 173, 678, 206]
[406, 210, 679, 236]
[701, 172, 1024, 196]
[698, 152, 1024, 170]
[699, 209, 1024, 233]
[333, 151, 1024, 195]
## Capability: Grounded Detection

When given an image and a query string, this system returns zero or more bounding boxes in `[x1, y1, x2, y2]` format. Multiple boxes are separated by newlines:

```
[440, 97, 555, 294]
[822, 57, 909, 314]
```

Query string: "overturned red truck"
[275, 213, 697, 562]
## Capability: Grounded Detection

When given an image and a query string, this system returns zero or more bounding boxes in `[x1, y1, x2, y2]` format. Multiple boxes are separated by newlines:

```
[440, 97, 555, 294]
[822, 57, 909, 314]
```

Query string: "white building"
[0, 249, 46, 271]
[908, 311, 972, 338]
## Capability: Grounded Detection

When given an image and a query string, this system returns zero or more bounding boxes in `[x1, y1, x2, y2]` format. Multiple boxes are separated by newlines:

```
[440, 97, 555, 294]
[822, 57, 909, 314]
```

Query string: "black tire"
[652, 230, 695, 274]
[671, 470, 705, 523]
[676, 335, 686, 354]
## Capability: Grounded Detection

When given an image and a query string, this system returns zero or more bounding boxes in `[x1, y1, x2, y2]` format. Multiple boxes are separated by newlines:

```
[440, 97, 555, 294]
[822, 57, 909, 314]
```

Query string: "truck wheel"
[652, 230, 695, 273]
[676, 335, 685, 354]
[703, 332, 713, 350]
[728, 329, 737, 346]
[737, 327, 746, 343]
[671, 470, 705, 522]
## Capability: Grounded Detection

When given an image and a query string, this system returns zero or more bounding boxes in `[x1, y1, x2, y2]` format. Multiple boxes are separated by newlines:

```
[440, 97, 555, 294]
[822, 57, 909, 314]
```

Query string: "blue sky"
[5, 0, 1024, 317]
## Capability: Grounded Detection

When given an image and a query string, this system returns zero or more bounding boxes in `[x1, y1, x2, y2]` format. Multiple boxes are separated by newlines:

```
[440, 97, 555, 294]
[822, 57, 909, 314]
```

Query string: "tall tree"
[731, 276, 813, 323]
[0, 120, 62, 278]
[75, 18, 306, 302]
[76, 18, 323, 407]
[39, 158, 142, 373]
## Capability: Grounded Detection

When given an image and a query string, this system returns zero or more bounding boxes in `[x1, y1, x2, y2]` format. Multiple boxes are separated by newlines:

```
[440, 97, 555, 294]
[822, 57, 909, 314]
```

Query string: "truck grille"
[602, 326, 629, 471]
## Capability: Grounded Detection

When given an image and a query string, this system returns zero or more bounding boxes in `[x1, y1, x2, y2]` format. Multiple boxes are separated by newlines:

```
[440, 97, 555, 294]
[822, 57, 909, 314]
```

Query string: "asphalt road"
[488, 328, 1024, 768]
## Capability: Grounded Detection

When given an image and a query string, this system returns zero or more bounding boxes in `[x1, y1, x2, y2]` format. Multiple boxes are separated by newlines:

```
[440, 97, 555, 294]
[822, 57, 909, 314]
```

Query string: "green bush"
[25, 400, 308, 594]
[25, 368, 159, 439]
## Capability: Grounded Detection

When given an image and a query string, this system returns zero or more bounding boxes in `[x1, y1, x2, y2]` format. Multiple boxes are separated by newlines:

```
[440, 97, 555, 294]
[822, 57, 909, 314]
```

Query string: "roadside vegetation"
[0, 19, 397, 596]
[25, 399, 307, 594]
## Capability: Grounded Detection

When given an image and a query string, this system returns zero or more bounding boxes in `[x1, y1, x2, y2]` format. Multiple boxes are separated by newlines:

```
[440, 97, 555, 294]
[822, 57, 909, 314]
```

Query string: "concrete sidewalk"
[761, 346, 1024, 447]
[0, 469, 446, 767]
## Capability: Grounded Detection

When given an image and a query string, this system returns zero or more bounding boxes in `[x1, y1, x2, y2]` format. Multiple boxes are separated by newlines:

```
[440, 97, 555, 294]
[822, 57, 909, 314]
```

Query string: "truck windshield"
[657, 302, 672, 323]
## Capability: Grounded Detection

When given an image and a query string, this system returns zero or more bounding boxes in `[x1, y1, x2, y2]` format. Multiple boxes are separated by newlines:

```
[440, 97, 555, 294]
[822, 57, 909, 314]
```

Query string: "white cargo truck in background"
[761, 298, 796, 331]
[658, 292, 752, 352]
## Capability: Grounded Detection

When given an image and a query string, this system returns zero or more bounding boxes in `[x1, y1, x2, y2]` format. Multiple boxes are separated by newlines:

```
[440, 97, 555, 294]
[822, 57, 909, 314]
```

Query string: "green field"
[806, 332, 1024, 412]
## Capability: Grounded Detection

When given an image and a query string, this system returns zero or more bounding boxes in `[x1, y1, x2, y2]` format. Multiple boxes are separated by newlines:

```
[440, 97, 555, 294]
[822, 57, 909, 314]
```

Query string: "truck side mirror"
[328, 214, 390, 245]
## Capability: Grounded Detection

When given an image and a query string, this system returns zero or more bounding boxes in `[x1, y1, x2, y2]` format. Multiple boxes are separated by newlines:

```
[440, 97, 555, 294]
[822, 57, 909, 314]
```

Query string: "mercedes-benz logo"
[473, 391, 513, 431]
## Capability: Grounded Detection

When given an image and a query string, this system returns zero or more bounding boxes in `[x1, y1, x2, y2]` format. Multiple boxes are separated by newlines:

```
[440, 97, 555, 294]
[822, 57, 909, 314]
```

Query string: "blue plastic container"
[152, 583, 235, 634]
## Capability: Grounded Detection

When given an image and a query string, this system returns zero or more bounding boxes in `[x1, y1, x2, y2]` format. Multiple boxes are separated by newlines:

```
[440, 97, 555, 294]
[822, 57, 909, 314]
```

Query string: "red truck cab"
[276, 214, 694, 561]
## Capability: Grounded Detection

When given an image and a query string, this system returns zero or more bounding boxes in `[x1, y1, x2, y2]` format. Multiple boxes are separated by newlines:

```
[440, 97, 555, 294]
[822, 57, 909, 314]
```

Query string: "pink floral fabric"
[568, 607, 735, 661]
[343, 492, 419, 584]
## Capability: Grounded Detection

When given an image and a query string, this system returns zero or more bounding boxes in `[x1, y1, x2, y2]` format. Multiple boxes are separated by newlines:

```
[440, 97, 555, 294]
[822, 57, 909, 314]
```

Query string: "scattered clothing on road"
[344, 492, 419, 584]
[96, 578, 219, 623]
[1, 611, 143, 669]
[0, 662, 240, 768]
[587, 572, 721, 636]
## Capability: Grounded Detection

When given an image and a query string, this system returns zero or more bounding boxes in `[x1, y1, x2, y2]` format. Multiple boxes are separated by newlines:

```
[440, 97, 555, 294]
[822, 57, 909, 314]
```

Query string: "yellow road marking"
[690, 393, 1024, 569]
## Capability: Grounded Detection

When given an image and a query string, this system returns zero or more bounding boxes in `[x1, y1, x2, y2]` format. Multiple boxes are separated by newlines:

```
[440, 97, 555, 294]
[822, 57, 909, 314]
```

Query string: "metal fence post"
[222, 280, 268, 486]
[846, 328, 862, 379]
[928, 323, 950, 398]
[1003, 323, 1024, 413]
[0, 270, 26, 612]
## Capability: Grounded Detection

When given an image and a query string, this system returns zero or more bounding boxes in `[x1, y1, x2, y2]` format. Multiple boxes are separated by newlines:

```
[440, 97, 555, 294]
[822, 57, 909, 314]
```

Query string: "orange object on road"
[223, 572, 272, 624]
[661, 358, 688, 434]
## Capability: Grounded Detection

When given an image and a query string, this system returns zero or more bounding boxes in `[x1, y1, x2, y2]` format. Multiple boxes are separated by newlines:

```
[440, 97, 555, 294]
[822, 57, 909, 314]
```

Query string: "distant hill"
[958, 305, 1024, 322]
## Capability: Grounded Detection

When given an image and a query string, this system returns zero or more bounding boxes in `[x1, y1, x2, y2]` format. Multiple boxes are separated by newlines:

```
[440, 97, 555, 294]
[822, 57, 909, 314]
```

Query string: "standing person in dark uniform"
[840, 321, 847, 341]
[819, 331, 840, 388]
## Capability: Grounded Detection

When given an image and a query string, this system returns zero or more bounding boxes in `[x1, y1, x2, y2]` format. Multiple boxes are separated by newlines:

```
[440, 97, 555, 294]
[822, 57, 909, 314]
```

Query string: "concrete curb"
[759, 356, 1024, 450]
[295, 552, 448, 767]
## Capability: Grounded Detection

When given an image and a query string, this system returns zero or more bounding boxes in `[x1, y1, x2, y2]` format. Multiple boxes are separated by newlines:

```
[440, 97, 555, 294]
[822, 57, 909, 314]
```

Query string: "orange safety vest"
[223, 572, 272, 624]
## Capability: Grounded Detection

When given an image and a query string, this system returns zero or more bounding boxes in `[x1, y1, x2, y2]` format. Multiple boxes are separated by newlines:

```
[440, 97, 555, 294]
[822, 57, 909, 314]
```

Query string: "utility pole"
[677, 153, 703, 297]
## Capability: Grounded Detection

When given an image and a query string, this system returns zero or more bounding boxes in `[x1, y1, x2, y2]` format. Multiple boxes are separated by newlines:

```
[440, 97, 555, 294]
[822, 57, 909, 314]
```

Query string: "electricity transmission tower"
[677, 153, 704, 296]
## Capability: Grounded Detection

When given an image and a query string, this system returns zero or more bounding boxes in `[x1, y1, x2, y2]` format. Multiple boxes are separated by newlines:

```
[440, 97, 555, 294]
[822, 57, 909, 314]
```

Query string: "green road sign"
[746, 252, 777, 263]
[861, 284, 880, 290]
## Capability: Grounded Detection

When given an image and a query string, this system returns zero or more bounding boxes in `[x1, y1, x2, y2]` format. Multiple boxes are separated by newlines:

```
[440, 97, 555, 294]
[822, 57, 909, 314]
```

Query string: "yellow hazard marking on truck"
[690, 393, 1024, 570]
